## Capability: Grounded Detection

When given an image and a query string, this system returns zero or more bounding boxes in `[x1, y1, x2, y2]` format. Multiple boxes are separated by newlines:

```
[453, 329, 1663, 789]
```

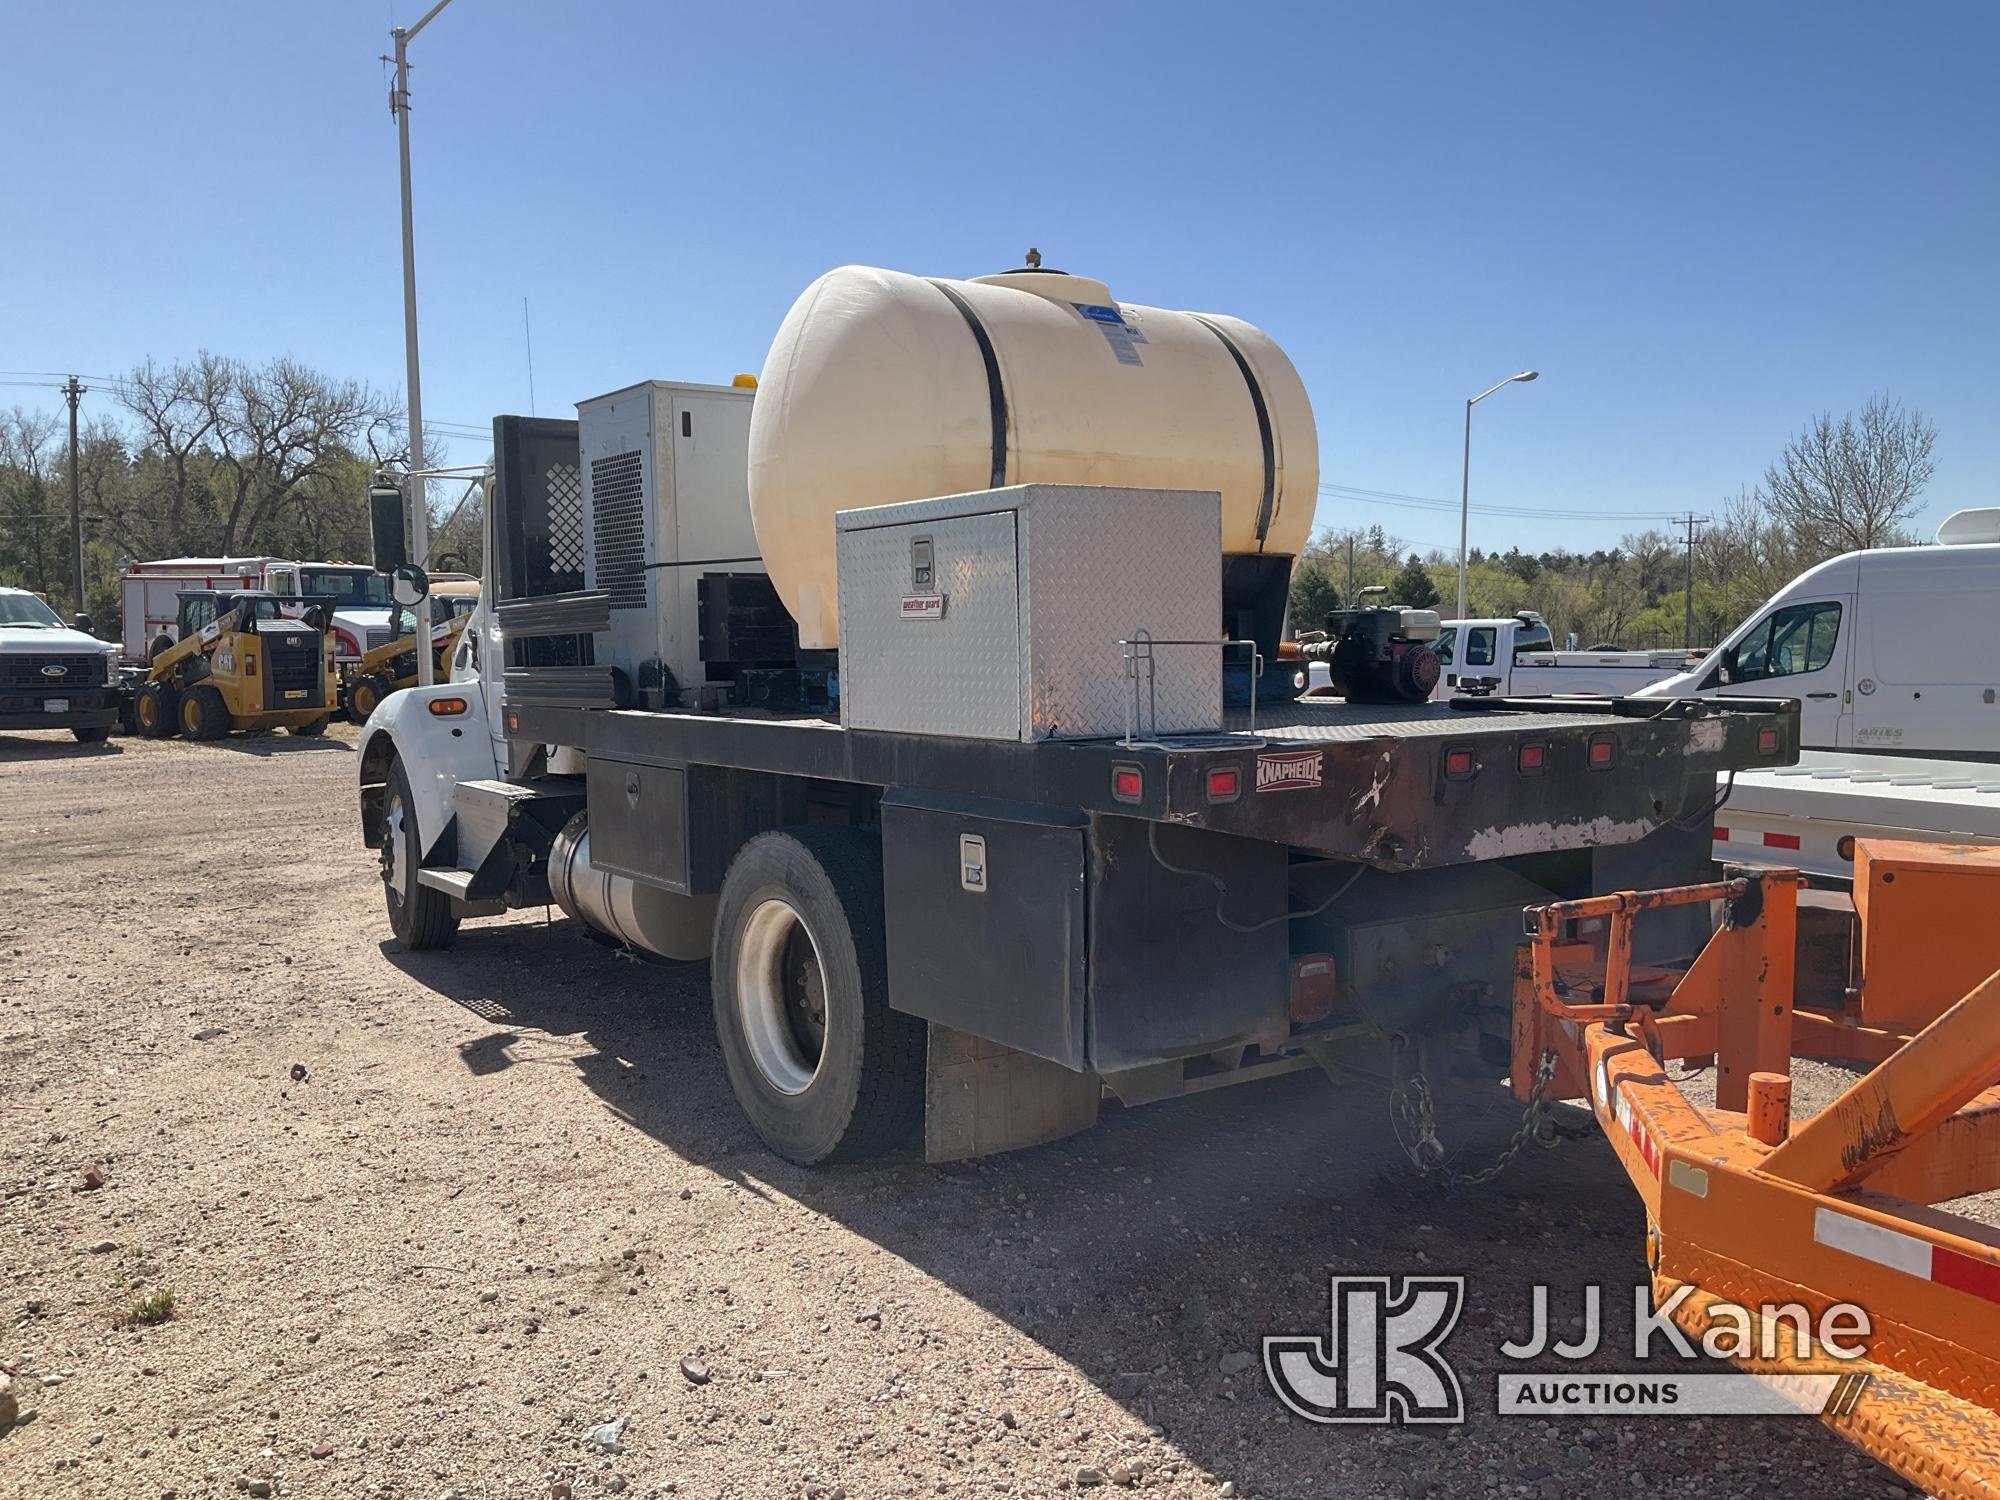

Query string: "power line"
[1318, 480, 1687, 523]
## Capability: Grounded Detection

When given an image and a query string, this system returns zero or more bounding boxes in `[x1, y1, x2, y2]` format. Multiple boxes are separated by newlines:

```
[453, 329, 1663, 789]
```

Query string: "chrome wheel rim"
[382, 793, 410, 905]
[737, 897, 828, 1096]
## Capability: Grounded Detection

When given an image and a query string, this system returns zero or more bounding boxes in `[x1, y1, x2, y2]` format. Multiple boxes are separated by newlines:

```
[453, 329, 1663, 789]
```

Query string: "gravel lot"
[0, 726, 1914, 1499]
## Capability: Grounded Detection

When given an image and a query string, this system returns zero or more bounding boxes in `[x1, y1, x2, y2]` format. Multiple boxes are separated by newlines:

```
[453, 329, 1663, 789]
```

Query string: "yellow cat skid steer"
[343, 614, 471, 725]
[131, 589, 337, 740]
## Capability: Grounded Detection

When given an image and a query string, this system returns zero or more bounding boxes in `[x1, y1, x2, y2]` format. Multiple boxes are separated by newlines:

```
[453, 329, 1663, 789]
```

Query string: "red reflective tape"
[1713, 826, 1730, 842]
[1932, 1247, 2000, 1305]
[1763, 832, 1802, 850]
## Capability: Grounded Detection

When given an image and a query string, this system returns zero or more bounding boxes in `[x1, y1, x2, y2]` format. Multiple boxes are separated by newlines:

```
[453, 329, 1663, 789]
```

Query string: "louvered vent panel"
[544, 461, 584, 582]
[590, 451, 647, 611]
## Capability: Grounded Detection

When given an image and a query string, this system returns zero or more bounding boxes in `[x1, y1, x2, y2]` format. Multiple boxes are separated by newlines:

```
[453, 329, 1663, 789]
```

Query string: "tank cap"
[731, 373, 758, 389]
[969, 265, 1114, 305]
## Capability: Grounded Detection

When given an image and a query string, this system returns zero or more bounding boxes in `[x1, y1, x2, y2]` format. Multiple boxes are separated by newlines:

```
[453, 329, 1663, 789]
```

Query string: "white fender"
[358, 683, 501, 857]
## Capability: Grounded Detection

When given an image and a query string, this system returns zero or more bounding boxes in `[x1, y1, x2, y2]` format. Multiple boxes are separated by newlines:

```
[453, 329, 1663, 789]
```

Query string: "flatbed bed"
[509, 690, 1795, 872]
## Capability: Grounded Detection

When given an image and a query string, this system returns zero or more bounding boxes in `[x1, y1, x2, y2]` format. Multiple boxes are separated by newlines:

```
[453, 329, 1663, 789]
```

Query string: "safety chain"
[1392, 1043, 1559, 1191]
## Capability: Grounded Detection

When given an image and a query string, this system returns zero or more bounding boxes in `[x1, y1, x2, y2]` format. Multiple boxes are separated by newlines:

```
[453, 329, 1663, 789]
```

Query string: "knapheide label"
[1257, 749, 1323, 792]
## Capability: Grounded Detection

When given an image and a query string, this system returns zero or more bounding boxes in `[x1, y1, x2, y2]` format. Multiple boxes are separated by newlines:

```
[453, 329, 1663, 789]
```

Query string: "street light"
[1457, 369, 1539, 624]
[389, 0, 458, 685]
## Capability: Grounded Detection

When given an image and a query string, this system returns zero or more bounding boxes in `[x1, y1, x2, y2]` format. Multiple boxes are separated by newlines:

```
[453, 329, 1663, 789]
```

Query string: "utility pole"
[64, 375, 86, 619]
[1674, 512, 1709, 650]
[388, 0, 458, 687]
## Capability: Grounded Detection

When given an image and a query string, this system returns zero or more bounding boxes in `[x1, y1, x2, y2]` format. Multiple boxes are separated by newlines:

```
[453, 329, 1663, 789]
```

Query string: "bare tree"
[119, 354, 231, 552]
[1763, 394, 1935, 553]
[115, 354, 403, 558]
[202, 356, 404, 555]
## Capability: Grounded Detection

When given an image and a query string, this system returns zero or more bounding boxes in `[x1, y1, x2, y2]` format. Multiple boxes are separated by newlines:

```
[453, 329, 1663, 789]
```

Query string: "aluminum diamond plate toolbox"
[836, 484, 1223, 741]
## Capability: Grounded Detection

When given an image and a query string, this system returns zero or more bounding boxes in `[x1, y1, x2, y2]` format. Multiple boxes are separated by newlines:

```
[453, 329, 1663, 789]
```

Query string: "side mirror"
[1718, 644, 1739, 684]
[370, 482, 410, 574]
[73, 612, 95, 636]
[392, 564, 431, 607]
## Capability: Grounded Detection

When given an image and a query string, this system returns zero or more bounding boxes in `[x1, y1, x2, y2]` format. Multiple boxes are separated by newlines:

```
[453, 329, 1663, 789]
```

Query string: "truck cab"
[0, 587, 122, 743]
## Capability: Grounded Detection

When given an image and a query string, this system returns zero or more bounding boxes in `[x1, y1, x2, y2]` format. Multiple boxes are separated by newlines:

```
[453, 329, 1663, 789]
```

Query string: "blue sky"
[3, 1, 1994, 557]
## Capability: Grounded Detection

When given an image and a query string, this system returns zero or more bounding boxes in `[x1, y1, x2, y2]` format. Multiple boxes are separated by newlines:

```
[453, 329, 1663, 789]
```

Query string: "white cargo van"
[1637, 509, 2000, 758]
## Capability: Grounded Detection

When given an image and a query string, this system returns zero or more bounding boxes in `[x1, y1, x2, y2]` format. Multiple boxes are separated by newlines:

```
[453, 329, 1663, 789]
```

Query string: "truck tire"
[179, 683, 229, 740]
[290, 716, 330, 737]
[381, 758, 458, 950]
[147, 633, 174, 664]
[347, 673, 395, 725]
[71, 725, 111, 744]
[133, 681, 179, 739]
[711, 827, 923, 1166]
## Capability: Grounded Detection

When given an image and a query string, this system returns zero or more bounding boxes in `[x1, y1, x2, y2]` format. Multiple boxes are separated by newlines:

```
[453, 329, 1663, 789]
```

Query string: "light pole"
[1457, 370, 1538, 623]
[389, 0, 458, 684]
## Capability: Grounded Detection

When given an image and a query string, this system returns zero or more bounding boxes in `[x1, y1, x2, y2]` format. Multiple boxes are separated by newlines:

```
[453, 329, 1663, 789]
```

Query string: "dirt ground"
[0, 726, 1920, 1500]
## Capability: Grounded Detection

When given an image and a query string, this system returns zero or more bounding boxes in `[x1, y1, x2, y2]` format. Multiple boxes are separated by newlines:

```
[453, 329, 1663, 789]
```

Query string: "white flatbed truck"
[355, 408, 1797, 1167]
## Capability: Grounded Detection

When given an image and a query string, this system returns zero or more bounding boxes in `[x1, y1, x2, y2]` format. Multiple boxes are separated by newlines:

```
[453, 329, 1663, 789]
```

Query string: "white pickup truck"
[1427, 613, 1695, 699]
[0, 586, 123, 742]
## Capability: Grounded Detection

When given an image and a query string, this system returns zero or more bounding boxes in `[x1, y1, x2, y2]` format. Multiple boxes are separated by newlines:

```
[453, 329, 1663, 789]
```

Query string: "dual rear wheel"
[710, 828, 924, 1166]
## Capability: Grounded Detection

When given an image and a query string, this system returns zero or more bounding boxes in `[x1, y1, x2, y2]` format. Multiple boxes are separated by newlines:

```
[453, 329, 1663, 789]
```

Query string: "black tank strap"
[928, 279, 1010, 489]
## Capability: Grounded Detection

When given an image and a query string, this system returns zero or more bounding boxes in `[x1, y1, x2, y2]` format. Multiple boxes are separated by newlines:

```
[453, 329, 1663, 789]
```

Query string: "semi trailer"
[355, 261, 1799, 1167]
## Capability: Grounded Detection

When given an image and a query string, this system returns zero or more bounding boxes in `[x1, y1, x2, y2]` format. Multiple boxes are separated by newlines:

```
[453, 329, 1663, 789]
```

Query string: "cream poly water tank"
[748, 263, 1319, 650]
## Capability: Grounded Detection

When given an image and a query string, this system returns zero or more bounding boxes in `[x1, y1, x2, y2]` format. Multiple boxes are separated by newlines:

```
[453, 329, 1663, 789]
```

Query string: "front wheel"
[381, 758, 458, 950]
[711, 827, 923, 1166]
[179, 682, 229, 741]
[133, 681, 179, 739]
[290, 716, 330, 737]
[71, 725, 112, 744]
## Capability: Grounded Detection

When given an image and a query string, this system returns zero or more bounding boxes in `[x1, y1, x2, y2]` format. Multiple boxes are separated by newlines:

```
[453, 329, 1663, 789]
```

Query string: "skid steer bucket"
[1514, 843, 2000, 1500]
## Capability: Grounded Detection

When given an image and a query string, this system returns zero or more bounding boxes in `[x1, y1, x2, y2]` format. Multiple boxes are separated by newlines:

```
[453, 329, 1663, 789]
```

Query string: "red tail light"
[1289, 954, 1338, 1023]
[1112, 764, 1143, 803]
[1206, 767, 1241, 803]
[1444, 747, 1476, 780]
[1588, 734, 1617, 769]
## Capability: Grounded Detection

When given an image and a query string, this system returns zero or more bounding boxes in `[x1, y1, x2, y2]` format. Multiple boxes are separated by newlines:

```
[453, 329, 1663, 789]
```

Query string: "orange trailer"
[1514, 842, 2000, 1499]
